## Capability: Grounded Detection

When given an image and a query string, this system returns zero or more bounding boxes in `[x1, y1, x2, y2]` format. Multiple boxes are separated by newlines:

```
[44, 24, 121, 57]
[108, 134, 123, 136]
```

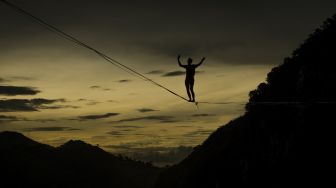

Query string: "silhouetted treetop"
[248, 14, 336, 109]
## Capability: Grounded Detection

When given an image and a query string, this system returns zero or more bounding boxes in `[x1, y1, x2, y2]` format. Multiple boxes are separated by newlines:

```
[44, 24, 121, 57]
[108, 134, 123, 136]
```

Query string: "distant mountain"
[0, 131, 160, 188]
[155, 15, 336, 188]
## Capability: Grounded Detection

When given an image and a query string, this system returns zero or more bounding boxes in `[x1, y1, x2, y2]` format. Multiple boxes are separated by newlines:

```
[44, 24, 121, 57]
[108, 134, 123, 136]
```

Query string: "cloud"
[0, 77, 36, 83]
[86, 101, 101, 106]
[90, 135, 109, 140]
[90, 86, 101, 89]
[76, 99, 102, 105]
[30, 98, 65, 106]
[0, 98, 68, 112]
[183, 129, 214, 138]
[0, 78, 8, 83]
[159, 120, 180, 123]
[86, 102, 100, 106]
[78, 113, 119, 121]
[26, 118, 58, 123]
[89, 86, 111, 91]
[23, 126, 80, 132]
[0, 115, 19, 123]
[191, 113, 215, 117]
[0, 86, 40, 96]
[38, 105, 79, 109]
[0, 115, 60, 124]
[137, 108, 157, 113]
[0, 115, 18, 120]
[0, 99, 37, 112]
[117, 79, 132, 83]
[105, 125, 146, 137]
[106, 130, 130, 136]
[0, 115, 56, 124]
[162, 71, 185, 77]
[112, 125, 145, 129]
[117, 115, 175, 123]
[9, 76, 36, 81]
[146, 70, 164, 75]
[28, 99, 78, 110]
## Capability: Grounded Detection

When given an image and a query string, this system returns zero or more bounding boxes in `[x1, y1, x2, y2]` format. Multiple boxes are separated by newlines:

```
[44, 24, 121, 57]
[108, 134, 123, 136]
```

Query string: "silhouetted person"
[178, 55, 205, 102]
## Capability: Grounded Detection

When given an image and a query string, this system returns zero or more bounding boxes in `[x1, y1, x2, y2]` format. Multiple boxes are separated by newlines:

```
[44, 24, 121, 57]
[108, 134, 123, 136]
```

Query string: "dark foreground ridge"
[0, 131, 160, 188]
[155, 15, 336, 188]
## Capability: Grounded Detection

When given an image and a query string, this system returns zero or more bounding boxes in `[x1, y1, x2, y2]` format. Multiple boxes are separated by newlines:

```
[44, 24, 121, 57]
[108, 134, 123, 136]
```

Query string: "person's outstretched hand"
[202, 57, 206, 61]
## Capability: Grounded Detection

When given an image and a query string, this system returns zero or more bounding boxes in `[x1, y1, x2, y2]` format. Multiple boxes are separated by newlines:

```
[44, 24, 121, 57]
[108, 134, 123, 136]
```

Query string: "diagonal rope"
[3, 0, 336, 107]
[0, 0, 189, 102]
[0, 0, 143, 81]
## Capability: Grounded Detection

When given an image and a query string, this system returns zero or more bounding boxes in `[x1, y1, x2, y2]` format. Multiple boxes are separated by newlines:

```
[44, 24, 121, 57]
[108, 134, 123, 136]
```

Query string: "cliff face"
[155, 15, 336, 188]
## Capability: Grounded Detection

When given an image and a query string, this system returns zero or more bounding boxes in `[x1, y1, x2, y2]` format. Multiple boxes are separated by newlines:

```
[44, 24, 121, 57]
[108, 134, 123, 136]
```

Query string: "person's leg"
[190, 79, 195, 102]
[185, 79, 192, 101]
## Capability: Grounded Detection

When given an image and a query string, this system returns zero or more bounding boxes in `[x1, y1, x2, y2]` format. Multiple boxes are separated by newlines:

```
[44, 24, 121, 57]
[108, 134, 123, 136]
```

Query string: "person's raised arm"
[177, 55, 185, 67]
[196, 57, 206, 67]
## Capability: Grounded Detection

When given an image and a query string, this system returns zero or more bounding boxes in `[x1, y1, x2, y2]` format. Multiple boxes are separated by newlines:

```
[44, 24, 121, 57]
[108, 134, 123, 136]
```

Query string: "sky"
[1, 0, 335, 166]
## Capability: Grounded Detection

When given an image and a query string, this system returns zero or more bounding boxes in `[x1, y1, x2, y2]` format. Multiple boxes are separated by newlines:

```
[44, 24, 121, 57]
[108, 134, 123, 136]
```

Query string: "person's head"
[187, 58, 193, 65]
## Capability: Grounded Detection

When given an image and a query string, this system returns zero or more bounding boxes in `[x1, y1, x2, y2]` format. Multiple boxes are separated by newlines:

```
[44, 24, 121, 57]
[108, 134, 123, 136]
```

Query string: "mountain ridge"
[0, 131, 160, 188]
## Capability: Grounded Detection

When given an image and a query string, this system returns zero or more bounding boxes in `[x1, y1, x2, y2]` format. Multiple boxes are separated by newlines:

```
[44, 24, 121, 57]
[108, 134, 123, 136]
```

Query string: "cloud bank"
[0, 86, 40, 96]
[78, 113, 120, 121]
[0, 98, 68, 112]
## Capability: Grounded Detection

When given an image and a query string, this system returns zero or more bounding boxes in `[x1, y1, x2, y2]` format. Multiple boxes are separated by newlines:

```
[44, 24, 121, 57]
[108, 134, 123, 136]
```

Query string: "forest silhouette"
[155, 14, 336, 188]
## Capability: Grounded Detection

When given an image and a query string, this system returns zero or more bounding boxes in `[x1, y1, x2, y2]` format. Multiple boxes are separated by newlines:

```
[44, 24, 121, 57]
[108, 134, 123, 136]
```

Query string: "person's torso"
[185, 65, 196, 79]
